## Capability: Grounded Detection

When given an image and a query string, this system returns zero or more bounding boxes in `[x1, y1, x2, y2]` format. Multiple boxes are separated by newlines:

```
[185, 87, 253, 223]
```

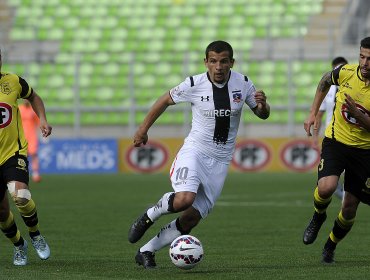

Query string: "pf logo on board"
[126, 140, 169, 173]
[280, 140, 320, 172]
[232, 140, 271, 171]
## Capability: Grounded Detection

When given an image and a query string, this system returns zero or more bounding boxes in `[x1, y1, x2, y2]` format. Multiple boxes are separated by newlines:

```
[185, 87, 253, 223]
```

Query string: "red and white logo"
[341, 103, 370, 128]
[0, 102, 12, 128]
[280, 140, 320, 172]
[125, 140, 169, 173]
[232, 140, 271, 171]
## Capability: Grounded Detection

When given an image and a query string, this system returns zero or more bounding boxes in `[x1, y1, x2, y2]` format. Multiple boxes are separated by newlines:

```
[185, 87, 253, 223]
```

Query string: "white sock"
[140, 219, 181, 252]
[147, 192, 174, 222]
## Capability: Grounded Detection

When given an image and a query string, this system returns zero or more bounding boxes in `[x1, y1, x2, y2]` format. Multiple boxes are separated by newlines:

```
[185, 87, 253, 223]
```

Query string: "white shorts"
[169, 144, 230, 218]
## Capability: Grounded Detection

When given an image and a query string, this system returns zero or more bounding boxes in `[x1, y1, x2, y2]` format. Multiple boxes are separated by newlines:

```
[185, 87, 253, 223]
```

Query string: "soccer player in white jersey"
[128, 40, 270, 269]
[315, 57, 348, 200]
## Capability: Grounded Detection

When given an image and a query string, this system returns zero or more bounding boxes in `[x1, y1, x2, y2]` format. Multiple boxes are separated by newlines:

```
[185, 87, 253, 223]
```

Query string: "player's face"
[359, 47, 370, 79]
[204, 51, 234, 83]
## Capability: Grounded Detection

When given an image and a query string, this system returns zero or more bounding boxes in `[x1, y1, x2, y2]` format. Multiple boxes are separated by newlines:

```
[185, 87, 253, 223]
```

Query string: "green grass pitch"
[1, 173, 370, 279]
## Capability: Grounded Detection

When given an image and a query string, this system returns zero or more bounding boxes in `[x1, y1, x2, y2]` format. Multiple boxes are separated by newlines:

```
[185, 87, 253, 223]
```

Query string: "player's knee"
[318, 176, 340, 197]
[7, 182, 31, 206]
[173, 192, 195, 212]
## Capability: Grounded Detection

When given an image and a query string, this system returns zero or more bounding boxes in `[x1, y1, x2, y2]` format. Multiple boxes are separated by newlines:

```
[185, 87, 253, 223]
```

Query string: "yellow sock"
[313, 187, 332, 213]
[17, 199, 39, 233]
[0, 211, 21, 244]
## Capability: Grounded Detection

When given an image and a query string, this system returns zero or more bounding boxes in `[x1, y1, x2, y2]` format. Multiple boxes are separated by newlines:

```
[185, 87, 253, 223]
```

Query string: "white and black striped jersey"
[169, 70, 257, 163]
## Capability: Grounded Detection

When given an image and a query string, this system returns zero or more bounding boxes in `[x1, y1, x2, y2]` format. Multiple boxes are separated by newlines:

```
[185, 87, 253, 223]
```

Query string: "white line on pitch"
[216, 200, 311, 207]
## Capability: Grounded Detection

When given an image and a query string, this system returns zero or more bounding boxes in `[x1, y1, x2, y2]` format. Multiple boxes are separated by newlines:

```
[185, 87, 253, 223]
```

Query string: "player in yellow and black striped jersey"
[302, 37, 370, 264]
[0, 49, 52, 265]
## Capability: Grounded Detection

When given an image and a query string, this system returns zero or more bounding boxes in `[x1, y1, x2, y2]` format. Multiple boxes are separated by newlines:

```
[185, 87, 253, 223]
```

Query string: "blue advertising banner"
[39, 139, 118, 174]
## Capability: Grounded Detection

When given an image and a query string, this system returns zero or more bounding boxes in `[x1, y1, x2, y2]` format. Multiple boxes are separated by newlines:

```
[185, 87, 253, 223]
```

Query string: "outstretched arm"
[27, 90, 52, 137]
[304, 71, 333, 137]
[252, 90, 270, 119]
[133, 92, 175, 147]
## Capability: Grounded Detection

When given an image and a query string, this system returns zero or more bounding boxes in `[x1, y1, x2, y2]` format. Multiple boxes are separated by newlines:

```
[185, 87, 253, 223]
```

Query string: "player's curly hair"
[360, 37, 370, 49]
[205, 41, 233, 60]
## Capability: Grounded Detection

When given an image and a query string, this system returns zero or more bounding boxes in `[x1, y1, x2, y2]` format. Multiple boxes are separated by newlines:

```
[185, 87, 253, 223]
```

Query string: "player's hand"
[304, 113, 319, 137]
[254, 90, 267, 106]
[133, 128, 148, 147]
[40, 121, 52, 137]
[343, 93, 360, 117]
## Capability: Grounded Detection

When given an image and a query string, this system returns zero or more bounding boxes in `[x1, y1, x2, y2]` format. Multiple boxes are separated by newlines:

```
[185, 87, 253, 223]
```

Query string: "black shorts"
[319, 137, 370, 205]
[0, 155, 29, 201]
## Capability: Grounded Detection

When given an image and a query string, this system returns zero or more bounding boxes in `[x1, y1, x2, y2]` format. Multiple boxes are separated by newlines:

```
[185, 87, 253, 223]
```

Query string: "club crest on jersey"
[0, 102, 12, 128]
[0, 82, 11, 95]
[232, 91, 242, 103]
[342, 82, 352, 90]
[17, 158, 27, 171]
[341, 103, 370, 128]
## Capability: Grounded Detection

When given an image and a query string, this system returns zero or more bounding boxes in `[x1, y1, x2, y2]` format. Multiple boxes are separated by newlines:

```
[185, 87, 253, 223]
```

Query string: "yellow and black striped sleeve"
[18, 76, 32, 99]
[331, 64, 346, 86]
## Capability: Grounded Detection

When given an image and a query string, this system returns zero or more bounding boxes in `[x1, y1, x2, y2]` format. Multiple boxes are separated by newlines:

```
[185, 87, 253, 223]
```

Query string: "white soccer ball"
[169, 235, 204, 270]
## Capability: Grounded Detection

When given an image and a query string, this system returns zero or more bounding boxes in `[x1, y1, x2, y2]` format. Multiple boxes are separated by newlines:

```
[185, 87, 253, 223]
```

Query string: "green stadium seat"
[157, 112, 185, 124]
[3, 63, 25, 75]
[268, 111, 289, 123]
[48, 112, 74, 125]
[27, 63, 41, 76]
[10, 27, 36, 40]
[295, 111, 307, 123]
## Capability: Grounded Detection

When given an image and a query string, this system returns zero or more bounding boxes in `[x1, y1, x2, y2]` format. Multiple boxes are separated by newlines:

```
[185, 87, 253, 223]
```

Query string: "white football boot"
[13, 240, 28, 266]
[31, 235, 50, 260]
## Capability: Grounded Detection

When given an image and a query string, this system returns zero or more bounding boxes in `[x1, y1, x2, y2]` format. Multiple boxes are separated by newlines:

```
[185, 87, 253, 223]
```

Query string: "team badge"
[365, 178, 370, 189]
[232, 91, 241, 103]
[0, 82, 11, 95]
[17, 158, 27, 171]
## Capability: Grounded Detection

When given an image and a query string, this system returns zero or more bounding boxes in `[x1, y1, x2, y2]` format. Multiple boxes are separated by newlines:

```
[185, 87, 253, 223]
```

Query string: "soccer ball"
[169, 235, 204, 270]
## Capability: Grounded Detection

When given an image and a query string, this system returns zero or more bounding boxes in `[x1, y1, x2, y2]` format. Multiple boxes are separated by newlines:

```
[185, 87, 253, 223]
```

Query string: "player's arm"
[133, 92, 175, 147]
[27, 90, 52, 137]
[344, 93, 370, 131]
[315, 110, 325, 132]
[252, 90, 270, 119]
[304, 71, 333, 136]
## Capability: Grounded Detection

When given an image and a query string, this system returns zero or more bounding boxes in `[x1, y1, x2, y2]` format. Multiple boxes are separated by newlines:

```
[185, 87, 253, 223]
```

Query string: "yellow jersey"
[325, 64, 370, 149]
[0, 72, 32, 165]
